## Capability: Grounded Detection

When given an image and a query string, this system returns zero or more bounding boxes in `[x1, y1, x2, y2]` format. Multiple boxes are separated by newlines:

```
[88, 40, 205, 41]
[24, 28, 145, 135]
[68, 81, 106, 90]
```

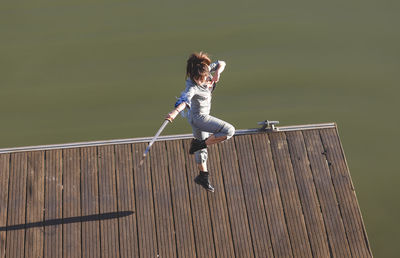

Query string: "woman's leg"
[198, 162, 207, 172]
[190, 115, 235, 192]
[209, 117, 235, 142]
[190, 115, 235, 153]
[191, 127, 214, 192]
[192, 129, 210, 170]
[205, 134, 227, 145]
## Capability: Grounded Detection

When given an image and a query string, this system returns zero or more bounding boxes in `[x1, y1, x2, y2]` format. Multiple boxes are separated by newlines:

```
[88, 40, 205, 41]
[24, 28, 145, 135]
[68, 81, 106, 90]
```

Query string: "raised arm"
[211, 60, 226, 83]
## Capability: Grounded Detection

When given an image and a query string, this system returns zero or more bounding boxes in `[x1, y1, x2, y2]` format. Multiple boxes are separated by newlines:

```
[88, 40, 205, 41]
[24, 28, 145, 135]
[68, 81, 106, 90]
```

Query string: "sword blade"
[139, 120, 170, 166]
[144, 120, 169, 155]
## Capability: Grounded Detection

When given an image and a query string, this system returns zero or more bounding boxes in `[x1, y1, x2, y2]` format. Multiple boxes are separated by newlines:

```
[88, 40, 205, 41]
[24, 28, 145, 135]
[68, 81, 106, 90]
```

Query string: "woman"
[166, 52, 235, 192]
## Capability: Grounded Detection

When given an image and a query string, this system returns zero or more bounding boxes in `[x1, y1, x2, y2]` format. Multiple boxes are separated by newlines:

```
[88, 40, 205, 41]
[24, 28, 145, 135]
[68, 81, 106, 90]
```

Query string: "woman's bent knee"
[215, 123, 235, 140]
[226, 124, 235, 139]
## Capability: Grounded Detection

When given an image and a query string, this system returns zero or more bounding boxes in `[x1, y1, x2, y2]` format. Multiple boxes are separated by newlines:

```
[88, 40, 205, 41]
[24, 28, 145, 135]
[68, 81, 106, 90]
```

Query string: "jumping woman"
[166, 52, 235, 192]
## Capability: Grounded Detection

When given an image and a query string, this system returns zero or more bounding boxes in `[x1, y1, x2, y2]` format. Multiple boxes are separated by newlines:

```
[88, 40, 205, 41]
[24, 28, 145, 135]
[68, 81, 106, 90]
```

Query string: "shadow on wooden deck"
[0, 211, 133, 231]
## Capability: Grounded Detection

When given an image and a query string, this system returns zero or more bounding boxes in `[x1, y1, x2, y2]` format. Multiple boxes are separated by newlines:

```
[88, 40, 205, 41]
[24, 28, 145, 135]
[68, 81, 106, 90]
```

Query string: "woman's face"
[196, 74, 208, 85]
[200, 75, 208, 84]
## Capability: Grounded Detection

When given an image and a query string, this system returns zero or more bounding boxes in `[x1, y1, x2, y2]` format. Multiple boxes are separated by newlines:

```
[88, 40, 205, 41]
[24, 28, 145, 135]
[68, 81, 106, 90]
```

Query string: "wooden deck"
[0, 124, 372, 257]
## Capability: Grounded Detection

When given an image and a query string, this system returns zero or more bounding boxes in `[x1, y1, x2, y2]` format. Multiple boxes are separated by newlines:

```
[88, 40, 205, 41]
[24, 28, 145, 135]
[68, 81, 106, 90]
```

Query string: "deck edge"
[0, 122, 336, 154]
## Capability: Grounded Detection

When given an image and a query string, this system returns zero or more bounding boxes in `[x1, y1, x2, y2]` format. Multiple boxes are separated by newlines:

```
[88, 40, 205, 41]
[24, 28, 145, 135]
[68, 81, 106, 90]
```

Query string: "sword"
[139, 119, 170, 166]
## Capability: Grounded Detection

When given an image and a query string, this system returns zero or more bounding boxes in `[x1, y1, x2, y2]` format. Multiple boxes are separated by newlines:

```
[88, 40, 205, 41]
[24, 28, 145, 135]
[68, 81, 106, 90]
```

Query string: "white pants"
[188, 114, 235, 164]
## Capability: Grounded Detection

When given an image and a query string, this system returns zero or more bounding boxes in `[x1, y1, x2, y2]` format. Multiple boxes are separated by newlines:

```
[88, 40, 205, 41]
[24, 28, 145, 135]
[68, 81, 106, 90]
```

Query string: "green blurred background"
[1, 0, 399, 256]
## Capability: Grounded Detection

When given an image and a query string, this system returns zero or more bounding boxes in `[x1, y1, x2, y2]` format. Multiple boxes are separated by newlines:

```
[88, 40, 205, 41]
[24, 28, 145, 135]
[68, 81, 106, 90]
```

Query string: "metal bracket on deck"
[258, 120, 280, 132]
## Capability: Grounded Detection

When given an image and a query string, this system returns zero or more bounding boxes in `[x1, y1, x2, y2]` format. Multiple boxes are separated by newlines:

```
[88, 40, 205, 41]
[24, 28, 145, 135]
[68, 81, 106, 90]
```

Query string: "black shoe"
[194, 172, 215, 192]
[189, 139, 207, 154]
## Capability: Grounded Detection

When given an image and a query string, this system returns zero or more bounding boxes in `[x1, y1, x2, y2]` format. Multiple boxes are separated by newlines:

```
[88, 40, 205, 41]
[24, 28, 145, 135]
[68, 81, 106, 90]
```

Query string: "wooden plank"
[25, 151, 45, 258]
[149, 141, 177, 258]
[44, 150, 63, 258]
[132, 143, 158, 258]
[165, 140, 196, 258]
[115, 144, 138, 257]
[81, 147, 100, 258]
[97, 145, 120, 257]
[0, 154, 10, 258]
[285, 131, 330, 257]
[302, 130, 351, 257]
[62, 148, 81, 258]
[234, 134, 274, 257]
[207, 142, 237, 258]
[182, 139, 216, 258]
[6, 152, 27, 258]
[269, 132, 313, 257]
[217, 137, 254, 258]
[320, 128, 372, 257]
[251, 133, 292, 257]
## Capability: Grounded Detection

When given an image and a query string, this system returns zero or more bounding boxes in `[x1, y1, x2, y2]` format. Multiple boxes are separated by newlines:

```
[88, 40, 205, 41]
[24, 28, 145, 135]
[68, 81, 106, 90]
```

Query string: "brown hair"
[186, 52, 211, 83]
